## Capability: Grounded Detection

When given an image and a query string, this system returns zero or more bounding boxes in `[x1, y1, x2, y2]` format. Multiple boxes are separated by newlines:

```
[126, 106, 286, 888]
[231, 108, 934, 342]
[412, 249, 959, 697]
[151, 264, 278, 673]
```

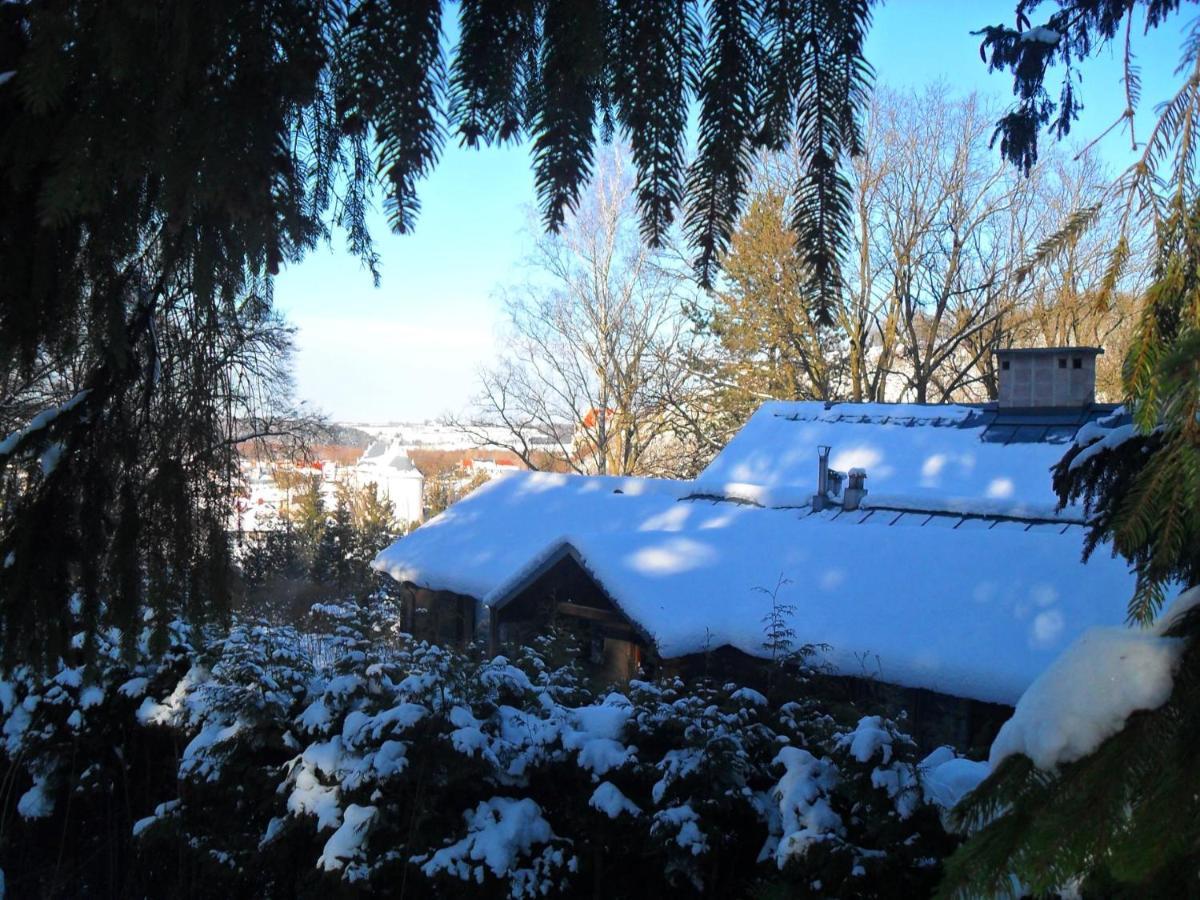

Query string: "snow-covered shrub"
[0, 603, 970, 898]
[0, 617, 195, 896]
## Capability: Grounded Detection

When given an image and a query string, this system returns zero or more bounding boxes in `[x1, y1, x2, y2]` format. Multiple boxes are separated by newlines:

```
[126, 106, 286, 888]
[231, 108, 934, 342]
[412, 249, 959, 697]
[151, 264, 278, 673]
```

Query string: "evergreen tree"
[240, 526, 301, 592]
[342, 481, 399, 574]
[939, 3, 1200, 895]
[312, 493, 351, 589]
[696, 187, 848, 423]
[0, 0, 875, 667]
[283, 475, 328, 577]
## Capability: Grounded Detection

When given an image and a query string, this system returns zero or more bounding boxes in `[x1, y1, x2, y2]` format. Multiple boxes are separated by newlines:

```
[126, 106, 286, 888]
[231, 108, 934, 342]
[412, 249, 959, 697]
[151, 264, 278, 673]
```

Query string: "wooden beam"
[554, 601, 630, 628]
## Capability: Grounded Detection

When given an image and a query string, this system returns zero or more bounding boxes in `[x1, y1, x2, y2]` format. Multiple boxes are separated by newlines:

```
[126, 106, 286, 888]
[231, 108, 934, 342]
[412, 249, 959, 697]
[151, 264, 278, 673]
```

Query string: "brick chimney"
[995, 347, 1103, 409]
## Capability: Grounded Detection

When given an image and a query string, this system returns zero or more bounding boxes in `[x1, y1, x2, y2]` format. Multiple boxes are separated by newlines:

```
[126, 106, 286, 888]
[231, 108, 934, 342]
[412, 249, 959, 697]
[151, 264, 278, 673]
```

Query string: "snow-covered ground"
[339, 421, 570, 453]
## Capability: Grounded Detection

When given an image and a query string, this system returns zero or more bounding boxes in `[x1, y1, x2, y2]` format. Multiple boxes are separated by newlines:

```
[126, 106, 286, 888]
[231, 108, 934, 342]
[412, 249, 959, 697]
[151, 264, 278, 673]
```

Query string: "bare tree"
[860, 87, 1034, 402]
[696, 87, 1033, 409]
[453, 150, 701, 478]
[842, 99, 899, 403]
[1000, 150, 1152, 401]
[462, 93, 1148, 482]
[687, 84, 1149, 428]
[852, 88, 1152, 404]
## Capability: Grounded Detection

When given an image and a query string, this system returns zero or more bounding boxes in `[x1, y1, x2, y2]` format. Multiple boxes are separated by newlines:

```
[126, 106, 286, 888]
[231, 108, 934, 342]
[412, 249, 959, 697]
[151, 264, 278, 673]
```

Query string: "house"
[352, 441, 425, 526]
[461, 454, 523, 477]
[233, 457, 341, 534]
[373, 348, 1142, 750]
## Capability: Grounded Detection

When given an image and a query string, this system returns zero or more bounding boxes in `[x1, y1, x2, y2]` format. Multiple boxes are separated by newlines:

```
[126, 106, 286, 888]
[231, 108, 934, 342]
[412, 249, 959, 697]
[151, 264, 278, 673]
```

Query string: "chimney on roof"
[812, 446, 831, 512]
[995, 347, 1103, 409]
[843, 468, 867, 511]
[812, 446, 845, 512]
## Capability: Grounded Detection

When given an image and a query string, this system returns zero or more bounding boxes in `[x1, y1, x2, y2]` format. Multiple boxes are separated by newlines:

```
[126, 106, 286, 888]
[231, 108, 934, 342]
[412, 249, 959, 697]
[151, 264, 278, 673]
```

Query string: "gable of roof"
[361, 440, 388, 460]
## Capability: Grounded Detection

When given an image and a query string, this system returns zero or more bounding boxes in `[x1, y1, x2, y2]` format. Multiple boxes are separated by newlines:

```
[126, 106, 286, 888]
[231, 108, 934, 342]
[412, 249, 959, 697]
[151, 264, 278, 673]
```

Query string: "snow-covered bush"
[0, 607, 969, 897]
[0, 617, 196, 896]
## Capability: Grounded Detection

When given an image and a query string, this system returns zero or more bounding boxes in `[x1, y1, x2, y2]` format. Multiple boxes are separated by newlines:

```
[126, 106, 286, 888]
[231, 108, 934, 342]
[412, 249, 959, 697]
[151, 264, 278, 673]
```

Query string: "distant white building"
[340, 420, 573, 454]
[233, 460, 284, 533]
[461, 455, 522, 477]
[233, 458, 341, 534]
[352, 441, 425, 526]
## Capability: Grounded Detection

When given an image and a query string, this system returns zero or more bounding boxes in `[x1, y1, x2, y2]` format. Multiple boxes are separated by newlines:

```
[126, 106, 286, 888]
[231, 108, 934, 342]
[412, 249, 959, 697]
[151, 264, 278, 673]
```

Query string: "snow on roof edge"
[483, 539, 577, 611]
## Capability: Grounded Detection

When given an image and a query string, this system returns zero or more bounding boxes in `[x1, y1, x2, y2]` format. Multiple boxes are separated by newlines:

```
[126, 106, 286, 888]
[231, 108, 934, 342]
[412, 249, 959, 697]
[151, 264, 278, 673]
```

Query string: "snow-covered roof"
[694, 401, 1122, 519]
[375, 478, 1139, 706]
[361, 440, 388, 461]
[373, 473, 690, 601]
[358, 441, 422, 477]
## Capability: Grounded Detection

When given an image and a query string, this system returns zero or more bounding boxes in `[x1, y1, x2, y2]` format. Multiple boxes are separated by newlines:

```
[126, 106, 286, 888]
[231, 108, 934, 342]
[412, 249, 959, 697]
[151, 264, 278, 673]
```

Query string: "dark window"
[1072, 357, 1082, 369]
[1058, 358, 1067, 369]
[1001, 360, 1010, 371]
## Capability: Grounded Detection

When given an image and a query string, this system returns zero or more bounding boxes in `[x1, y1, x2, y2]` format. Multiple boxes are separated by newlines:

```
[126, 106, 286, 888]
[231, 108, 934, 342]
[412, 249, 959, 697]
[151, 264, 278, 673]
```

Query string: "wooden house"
[375, 374, 1139, 752]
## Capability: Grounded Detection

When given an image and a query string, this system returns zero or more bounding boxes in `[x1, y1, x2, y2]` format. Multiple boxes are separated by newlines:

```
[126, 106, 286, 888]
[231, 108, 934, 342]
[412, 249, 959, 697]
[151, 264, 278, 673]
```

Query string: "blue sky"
[274, 2, 1190, 423]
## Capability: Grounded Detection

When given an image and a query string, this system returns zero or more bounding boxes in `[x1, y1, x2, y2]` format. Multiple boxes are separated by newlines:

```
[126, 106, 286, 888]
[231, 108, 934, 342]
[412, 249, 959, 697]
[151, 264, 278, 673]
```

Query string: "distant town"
[233, 420, 572, 536]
